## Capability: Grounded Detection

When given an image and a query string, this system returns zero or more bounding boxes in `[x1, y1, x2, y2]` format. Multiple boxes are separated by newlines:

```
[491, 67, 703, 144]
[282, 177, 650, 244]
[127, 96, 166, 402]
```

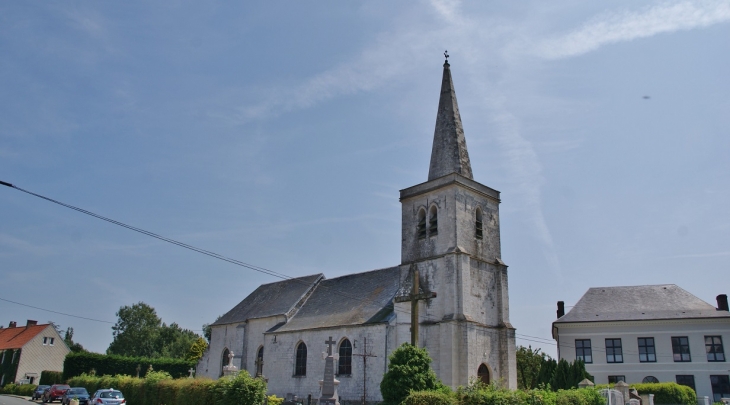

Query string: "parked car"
[62, 387, 90, 405]
[89, 389, 125, 405]
[43, 384, 71, 403]
[33, 385, 51, 400]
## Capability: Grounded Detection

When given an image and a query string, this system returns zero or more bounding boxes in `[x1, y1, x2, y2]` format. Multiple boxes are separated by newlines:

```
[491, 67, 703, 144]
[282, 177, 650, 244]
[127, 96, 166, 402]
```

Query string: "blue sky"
[1, 1, 729, 357]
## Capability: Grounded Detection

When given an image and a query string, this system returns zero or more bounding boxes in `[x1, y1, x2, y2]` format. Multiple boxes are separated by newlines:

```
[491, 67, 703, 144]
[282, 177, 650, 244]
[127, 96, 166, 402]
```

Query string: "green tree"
[107, 302, 162, 358]
[156, 322, 199, 359]
[380, 343, 444, 405]
[550, 359, 572, 390]
[535, 357, 556, 388]
[187, 337, 209, 362]
[516, 345, 550, 389]
[203, 315, 222, 343]
[569, 359, 591, 387]
[63, 327, 86, 353]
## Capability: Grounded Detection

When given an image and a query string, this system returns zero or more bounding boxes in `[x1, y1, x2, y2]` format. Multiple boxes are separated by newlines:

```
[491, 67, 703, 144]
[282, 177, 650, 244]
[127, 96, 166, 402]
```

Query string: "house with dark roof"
[196, 59, 517, 402]
[0, 320, 69, 386]
[553, 285, 730, 401]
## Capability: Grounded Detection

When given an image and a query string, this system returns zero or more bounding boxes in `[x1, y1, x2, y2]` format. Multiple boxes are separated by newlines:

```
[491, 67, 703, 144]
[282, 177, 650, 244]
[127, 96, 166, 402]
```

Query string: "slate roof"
[273, 266, 400, 332]
[213, 274, 323, 325]
[428, 60, 472, 181]
[555, 284, 730, 323]
[0, 324, 49, 350]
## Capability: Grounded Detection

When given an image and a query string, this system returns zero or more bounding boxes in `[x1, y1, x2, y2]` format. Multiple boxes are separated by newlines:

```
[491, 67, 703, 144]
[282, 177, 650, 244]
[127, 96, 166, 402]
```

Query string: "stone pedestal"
[578, 379, 594, 389]
[615, 381, 630, 405]
[319, 337, 340, 405]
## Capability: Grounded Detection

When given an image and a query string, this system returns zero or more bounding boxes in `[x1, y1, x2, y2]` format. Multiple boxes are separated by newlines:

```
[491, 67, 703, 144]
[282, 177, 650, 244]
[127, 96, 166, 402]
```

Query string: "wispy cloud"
[537, 0, 730, 59]
[234, 35, 424, 122]
[0, 234, 54, 256]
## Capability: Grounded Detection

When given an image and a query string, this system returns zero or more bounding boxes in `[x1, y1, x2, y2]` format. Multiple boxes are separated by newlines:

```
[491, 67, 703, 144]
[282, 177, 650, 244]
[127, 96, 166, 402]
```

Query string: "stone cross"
[255, 356, 264, 377]
[188, 368, 195, 378]
[325, 336, 336, 356]
[394, 267, 437, 347]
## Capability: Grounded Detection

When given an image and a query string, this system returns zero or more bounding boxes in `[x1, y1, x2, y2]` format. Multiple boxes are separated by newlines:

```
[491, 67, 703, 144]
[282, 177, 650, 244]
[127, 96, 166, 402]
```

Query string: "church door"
[478, 364, 490, 385]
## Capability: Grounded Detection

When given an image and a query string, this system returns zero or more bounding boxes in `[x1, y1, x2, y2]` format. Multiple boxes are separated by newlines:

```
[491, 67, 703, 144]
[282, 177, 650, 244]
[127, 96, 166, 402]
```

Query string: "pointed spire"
[428, 54, 473, 181]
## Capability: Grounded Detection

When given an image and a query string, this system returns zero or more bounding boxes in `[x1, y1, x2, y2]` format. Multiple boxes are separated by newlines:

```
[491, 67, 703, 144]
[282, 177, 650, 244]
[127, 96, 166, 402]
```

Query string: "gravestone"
[318, 337, 340, 405]
[600, 388, 624, 405]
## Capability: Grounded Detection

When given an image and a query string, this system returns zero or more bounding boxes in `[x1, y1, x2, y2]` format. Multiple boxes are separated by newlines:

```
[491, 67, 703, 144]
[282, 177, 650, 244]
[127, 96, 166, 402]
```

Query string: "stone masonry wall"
[264, 324, 389, 403]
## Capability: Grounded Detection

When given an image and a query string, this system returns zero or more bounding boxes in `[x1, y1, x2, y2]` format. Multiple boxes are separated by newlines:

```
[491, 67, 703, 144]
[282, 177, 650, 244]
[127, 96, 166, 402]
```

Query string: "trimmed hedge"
[0, 383, 37, 396]
[67, 371, 265, 405]
[631, 383, 696, 405]
[40, 370, 64, 385]
[402, 391, 458, 405]
[453, 384, 604, 405]
[63, 352, 195, 380]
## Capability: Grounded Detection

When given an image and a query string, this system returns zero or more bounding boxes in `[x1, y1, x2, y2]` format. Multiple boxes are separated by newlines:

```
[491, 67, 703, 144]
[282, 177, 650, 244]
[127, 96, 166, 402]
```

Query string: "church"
[196, 59, 517, 402]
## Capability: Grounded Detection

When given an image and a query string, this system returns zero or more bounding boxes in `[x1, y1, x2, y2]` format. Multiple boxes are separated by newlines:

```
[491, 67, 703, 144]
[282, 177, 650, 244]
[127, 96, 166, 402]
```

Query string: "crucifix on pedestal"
[394, 266, 436, 347]
[254, 356, 264, 378]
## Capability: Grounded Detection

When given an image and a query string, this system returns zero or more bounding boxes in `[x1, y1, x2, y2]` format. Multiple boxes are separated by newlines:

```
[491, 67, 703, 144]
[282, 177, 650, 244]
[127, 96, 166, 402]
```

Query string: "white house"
[553, 285, 730, 401]
[0, 320, 69, 386]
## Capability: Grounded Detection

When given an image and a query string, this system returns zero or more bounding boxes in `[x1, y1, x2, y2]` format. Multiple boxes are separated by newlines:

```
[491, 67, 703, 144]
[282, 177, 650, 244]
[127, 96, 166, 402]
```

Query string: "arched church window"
[429, 206, 438, 236]
[220, 348, 230, 377]
[417, 209, 427, 239]
[475, 208, 483, 240]
[477, 364, 490, 385]
[256, 346, 264, 377]
[295, 342, 307, 376]
[338, 339, 352, 375]
[642, 376, 659, 383]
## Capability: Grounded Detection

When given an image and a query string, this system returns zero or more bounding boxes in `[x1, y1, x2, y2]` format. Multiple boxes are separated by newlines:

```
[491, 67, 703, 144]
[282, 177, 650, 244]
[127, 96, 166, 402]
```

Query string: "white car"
[89, 389, 125, 405]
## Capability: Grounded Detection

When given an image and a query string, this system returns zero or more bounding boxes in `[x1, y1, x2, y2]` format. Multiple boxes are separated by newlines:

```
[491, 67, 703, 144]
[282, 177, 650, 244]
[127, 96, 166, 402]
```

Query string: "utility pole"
[352, 337, 376, 405]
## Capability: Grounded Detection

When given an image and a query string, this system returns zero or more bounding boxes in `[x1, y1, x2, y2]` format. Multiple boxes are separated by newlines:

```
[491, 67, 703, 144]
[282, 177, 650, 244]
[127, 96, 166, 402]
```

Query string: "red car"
[43, 384, 71, 403]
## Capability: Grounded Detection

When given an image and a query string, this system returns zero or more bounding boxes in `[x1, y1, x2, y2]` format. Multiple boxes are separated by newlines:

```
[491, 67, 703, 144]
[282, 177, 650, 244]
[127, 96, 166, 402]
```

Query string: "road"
[0, 395, 33, 405]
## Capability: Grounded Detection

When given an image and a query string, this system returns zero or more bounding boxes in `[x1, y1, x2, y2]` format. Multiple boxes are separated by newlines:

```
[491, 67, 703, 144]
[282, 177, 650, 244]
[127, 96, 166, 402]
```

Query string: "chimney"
[717, 294, 729, 311]
[26, 320, 38, 327]
[9, 321, 17, 328]
[557, 301, 565, 319]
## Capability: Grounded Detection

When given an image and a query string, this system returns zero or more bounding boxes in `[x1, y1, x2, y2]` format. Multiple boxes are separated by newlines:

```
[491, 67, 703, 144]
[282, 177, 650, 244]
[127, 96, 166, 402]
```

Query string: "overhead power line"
[0, 180, 417, 319]
[0, 296, 114, 324]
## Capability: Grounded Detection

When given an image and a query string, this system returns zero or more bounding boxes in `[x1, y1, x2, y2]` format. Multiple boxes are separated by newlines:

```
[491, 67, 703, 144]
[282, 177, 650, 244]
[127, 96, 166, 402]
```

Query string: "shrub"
[455, 380, 603, 405]
[0, 383, 37, 396]
[268, 394, 285, 405]
[402, 390, 457, 405]
[631, 382, 696, 405]
[40, 370, 64, 385]
[556, 389, 604, 405]
[213, 370, 267, 405]
[380, 343, 445, 405]
[66, 371, 264, 405]
[457, 384, 558, 405]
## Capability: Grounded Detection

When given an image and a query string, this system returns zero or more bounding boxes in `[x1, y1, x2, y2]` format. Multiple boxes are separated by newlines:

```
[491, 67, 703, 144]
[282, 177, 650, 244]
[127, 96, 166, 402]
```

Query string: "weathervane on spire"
[444, 50, 449, 63]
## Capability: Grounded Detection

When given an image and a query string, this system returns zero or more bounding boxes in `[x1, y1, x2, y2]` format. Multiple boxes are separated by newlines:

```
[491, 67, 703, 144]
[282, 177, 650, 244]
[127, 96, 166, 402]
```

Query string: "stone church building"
[196, 60, 517, 402]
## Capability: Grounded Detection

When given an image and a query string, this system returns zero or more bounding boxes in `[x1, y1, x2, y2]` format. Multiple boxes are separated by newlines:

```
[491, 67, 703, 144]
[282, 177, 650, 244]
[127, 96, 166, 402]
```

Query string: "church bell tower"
[395, 56, 517, 389]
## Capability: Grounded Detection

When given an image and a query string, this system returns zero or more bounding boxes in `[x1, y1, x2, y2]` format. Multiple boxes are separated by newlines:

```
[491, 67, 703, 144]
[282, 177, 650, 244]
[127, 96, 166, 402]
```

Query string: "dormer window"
[475, 208, 483, 240]
[417, 209, 427, 239]
[428, 206, 438, 236]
